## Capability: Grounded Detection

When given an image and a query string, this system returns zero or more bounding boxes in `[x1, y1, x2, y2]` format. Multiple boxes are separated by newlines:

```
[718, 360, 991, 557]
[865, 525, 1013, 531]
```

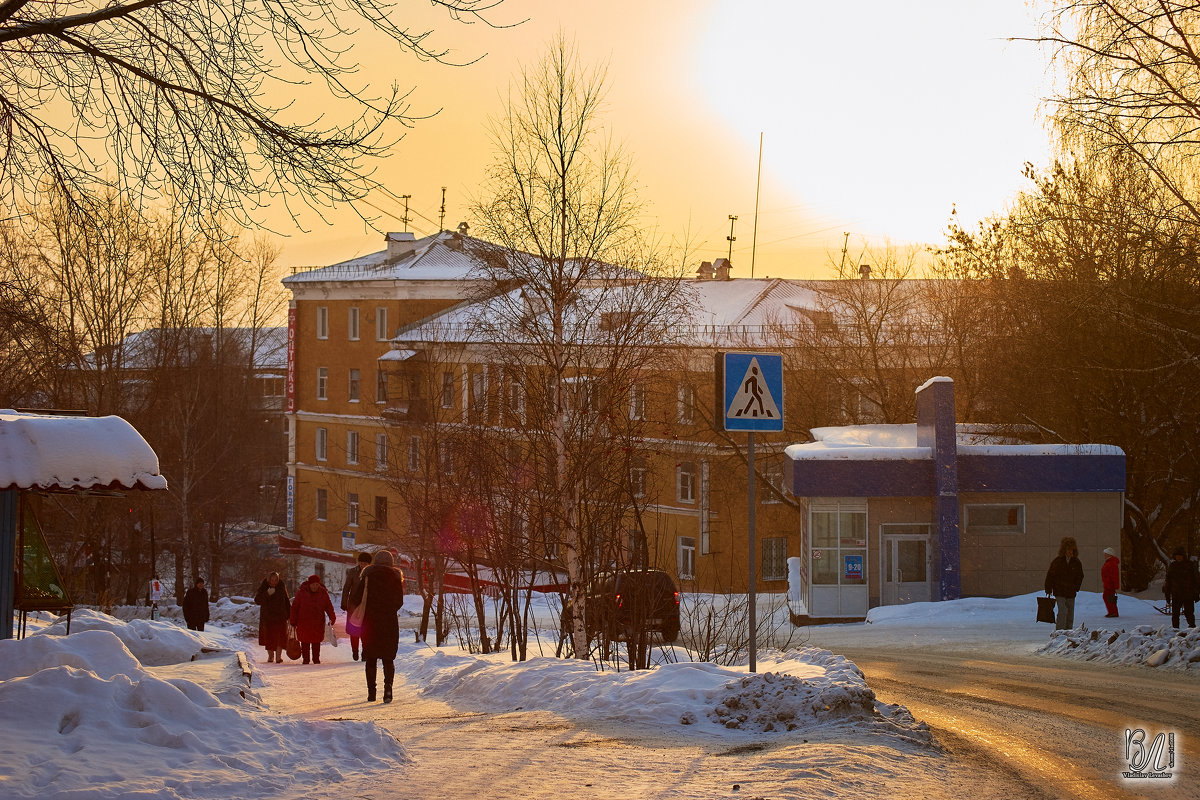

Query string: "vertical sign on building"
[286, 475, 295, 532]
[286, 306, 297, 414]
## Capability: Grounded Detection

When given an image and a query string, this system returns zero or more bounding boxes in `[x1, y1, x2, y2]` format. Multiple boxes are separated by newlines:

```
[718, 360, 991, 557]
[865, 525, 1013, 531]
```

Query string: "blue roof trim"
[786, 458, 934, 497]
[958, 453, 1126, 493]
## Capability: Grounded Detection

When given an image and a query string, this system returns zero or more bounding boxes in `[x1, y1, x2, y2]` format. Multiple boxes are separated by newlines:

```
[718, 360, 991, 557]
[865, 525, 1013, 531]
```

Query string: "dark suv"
[580, 569, 681, 643]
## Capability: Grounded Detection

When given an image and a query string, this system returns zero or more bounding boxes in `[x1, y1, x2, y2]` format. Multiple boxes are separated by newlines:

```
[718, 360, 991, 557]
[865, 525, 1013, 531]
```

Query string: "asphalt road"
[825, 645, 1200, 800]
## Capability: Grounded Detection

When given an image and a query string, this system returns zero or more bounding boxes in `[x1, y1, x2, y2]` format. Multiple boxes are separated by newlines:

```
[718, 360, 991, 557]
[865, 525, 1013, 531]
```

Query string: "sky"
[273, 1, 1056, 279]
[1, 588, 1192, 798]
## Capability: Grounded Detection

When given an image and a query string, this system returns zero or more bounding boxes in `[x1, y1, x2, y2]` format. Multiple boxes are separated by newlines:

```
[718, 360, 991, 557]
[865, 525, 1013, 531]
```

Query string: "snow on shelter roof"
[0, 411, 168, 491]
[785, 423, 1124, 461]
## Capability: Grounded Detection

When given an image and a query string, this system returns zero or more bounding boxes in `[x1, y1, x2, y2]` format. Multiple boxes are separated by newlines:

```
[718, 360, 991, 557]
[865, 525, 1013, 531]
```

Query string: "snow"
[1, 590, 1194, 798]
[0, 410, 167, 491]
[786, 422, 1123, 460]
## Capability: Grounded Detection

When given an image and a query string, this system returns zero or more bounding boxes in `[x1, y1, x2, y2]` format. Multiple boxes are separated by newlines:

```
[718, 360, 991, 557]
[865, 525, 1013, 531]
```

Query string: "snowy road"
[255, 650, 1109, 800]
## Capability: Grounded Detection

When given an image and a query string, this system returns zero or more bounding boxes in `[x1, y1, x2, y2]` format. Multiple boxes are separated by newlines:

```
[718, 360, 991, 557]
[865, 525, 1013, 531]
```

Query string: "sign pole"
[748, 432, 757, 673]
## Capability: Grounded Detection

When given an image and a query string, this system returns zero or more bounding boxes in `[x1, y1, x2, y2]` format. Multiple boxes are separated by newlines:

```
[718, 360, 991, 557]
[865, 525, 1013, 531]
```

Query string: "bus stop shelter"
[0, 410, 167, 639]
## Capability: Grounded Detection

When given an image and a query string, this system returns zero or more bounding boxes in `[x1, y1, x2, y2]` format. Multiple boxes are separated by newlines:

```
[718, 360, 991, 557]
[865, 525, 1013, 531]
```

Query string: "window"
[348, 307, 360, 341]
[630, 381, 645, 421]
[317, 367, 328, 400]
[506, 370, 526, 420]
[965, 504, 1025, 535]
[315, 427, 327, 461]
[346, 430, 359, 465]
[348, 368, 360, 402]
[677, 383, 695, 424]
[375, 306, 389, 341]
[677, 461, 697, 503]
[762, 469, 784, 503]
[810, 507, 867, 586]
[439, 440, 455, 474]
[441, 371, 455, 408]
[375, 434, 387, 471]
[678, 536, 696, 580]
[407, 435, 421, 471]
[315, 488, 327, 520]
[762, 537, 787, 581]
[347, 493, 359, 526]
[316, 306, 328, 339]
[373, 496, 388, 529]
[470, 369, 487, 415]
[629, 456, 647, 498]
[375, 369, 388, 403]
[258, 376, 283, 398]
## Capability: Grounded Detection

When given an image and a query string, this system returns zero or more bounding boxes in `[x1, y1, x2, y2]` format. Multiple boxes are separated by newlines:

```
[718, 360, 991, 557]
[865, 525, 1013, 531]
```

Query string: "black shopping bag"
[1036, 595, 1056, 624]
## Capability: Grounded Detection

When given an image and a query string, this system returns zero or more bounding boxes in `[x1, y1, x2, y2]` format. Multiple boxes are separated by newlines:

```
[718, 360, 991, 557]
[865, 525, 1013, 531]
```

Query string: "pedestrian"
[289, 574, 336, 664]
[341, 551, 373, 661]
[1101, 546, 1120, 618]
[182, 577, 210, 632]
[1163, 547, 1199, 629]
[1044, 536, 1084, 630]
[254, 571, 291, 663]
[349, 550, 406, 703]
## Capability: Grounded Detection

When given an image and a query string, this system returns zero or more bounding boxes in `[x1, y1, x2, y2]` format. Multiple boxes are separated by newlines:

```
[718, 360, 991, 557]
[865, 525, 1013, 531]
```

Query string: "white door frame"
[880, 526, 932, 605]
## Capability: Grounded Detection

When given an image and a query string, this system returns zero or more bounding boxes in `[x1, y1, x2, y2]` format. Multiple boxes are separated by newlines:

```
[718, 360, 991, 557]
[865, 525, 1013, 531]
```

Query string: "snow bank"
[0, 614, 406, 799]
[1038, 624, 1200, 670]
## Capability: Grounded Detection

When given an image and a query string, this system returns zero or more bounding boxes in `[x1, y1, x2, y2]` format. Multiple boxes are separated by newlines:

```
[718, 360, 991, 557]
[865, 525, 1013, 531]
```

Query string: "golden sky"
[274, 0, 1054, 279]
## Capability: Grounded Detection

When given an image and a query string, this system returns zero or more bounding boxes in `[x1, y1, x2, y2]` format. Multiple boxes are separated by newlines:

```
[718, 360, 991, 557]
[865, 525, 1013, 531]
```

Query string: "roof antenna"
[439, 187, 447, 232]
[727, 215, 738, 262]
[750, 132, 763, 279]
[400, 194, 412, 233]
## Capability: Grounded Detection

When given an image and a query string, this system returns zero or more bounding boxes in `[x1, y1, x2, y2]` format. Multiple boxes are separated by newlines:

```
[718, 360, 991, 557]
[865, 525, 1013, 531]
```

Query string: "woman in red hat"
[289, 574, 336, 664]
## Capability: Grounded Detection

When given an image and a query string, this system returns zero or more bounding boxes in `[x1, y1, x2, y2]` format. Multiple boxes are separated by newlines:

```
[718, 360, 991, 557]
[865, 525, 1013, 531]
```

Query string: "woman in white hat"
[1101, 546, 1120, 618]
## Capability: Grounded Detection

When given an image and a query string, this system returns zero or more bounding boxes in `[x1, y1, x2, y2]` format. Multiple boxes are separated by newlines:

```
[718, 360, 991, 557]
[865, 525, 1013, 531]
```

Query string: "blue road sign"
[720, 352, 784, 432]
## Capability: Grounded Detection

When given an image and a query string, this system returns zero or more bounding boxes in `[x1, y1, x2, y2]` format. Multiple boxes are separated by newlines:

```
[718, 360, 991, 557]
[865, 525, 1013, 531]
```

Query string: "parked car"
[573, 569, 681, 643]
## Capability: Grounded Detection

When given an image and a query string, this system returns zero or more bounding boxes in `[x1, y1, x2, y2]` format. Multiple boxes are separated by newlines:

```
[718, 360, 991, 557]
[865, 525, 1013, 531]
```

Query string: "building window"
[375, 434, 387, 471]
[347, 493, 359, 526]
[441, 371, 455, 408]
[347, 430, 359, 465]
[315, 427, 327, 461]
[375, 307, 389, 341]
[678, 536, 696, 580]
[630, 381, 645, 421]
[373, 496, 388, 529]
[677, 461, 696, 503]
[810, 507, 867, 587]
[348, 368, 360, 402]
[316, 306, 328, 339]
[376, 369, 388, 403]
[762, 470, 784, 503]
[964, 504, 1025, 535]
[677, 383, 695, 424]
[470, 369, 487, 416]
[407, 435, 421, 471]
[315, 488, 327, 520]
[348, 307, 360, 341]
[629, 456, 647, 498]
[763, 537, 787, 581]
[317, 367, 328, 400]
[439, 440, 455, 475]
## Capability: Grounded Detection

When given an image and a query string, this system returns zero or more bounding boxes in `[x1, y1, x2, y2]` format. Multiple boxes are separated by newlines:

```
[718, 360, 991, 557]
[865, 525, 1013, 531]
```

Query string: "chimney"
[386, 231, 416, 262]
[714, 258, 732, 281]
[859, 263, 871, 279]
[457, 221, 470, 236]
[696, 260, 714, 281]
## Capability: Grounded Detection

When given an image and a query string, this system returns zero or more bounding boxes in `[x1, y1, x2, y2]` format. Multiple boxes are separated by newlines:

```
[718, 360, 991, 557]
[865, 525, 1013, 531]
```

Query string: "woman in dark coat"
[254, 572, 291, 662]
[182, 578, 210, 631]
[289, 574, 336, 664]
[1044, 536, 1084, 630]
[349, 550, 406, 702]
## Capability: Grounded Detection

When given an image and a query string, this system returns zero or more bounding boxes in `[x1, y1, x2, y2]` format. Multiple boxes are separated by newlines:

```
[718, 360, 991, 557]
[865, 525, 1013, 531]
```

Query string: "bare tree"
[0, 0, 505, 228]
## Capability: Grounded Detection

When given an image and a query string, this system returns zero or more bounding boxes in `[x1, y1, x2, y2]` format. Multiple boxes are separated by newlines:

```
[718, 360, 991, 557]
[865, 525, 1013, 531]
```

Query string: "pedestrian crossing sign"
[715, 351, 784, 432]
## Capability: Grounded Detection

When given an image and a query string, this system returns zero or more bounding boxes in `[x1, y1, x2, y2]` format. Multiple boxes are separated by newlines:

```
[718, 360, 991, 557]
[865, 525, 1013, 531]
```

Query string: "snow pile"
[1038, 624, 1200, 669]
[0, 615, 406, 799]
[38, 608, 219, 666]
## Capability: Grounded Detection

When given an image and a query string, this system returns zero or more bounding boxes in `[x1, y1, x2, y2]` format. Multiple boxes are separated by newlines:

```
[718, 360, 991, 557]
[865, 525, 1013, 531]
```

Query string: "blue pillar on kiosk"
[916, 378, 961, 601]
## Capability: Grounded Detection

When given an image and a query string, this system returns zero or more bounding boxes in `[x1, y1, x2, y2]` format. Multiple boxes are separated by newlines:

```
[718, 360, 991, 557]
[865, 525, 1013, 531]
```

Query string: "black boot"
[383, 660, 394, 703]
[365, 660, 377, 702]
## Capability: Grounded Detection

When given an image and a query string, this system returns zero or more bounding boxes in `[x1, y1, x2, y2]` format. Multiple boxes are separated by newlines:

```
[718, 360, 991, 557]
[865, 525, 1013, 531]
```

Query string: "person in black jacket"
[1044, 537, 1084, 630]
[349, 550, 406, 703]
[341, 551, 373, 661]
[254, 572, 291, 662]
[1164, 548, 1199, 628]
[182, 577, 210, 631]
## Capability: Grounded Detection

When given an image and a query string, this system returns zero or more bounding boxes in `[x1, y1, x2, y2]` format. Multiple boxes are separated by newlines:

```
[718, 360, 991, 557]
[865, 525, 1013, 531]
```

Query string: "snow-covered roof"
[0, 410, 168, 491]
[79, 327, 286, 372]
[786, 423, 1124, 461]
[282, 230, 486, 285]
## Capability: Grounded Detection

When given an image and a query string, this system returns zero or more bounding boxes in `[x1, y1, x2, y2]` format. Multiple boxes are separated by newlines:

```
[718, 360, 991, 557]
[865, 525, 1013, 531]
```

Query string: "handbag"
[1036, 595, 1056, 624]
[346, 576, 368, 637]
[285, 623, 303, 660]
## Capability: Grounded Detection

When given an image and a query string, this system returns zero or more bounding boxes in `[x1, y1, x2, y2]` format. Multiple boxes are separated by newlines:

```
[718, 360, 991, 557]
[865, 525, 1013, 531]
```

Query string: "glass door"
[881, 525, 931, 605]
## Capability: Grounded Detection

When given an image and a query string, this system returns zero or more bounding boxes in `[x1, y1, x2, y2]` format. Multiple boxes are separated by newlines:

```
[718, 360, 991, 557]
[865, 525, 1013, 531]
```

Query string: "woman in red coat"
[1101, 547, 1120, 618]
[289, 574, 336, 664]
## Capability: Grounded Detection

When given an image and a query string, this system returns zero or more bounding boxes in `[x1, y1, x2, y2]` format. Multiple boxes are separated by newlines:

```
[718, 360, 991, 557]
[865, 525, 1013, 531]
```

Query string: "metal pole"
[750, 132, 763, 279]
[748, 432, 757, 673]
